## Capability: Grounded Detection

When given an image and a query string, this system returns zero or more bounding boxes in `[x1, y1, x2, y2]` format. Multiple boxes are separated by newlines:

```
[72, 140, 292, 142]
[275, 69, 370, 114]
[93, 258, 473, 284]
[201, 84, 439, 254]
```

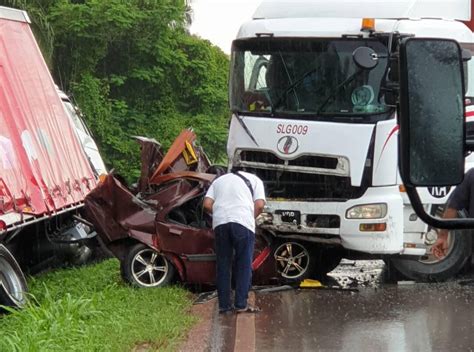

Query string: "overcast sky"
[190, 0, 262, 53]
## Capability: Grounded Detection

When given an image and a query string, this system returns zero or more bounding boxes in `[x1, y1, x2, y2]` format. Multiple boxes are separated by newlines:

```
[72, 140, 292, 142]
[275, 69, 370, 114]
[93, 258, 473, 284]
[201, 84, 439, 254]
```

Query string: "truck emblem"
[277, 136, 299, 155]
[428, 186, 451, 198]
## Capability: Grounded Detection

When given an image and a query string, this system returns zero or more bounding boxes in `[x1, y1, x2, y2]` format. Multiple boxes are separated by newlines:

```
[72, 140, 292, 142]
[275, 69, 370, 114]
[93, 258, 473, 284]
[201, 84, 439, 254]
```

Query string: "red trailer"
[0, 7, 98, 308]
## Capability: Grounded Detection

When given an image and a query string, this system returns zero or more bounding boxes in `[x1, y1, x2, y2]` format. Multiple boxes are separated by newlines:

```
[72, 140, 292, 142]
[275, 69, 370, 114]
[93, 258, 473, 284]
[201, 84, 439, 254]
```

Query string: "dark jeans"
[214, 222, 255, 311]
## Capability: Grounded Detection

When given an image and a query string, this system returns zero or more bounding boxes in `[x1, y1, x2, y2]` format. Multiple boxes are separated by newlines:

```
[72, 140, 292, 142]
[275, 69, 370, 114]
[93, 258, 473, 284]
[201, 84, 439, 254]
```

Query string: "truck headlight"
[346, 203, 387, 219]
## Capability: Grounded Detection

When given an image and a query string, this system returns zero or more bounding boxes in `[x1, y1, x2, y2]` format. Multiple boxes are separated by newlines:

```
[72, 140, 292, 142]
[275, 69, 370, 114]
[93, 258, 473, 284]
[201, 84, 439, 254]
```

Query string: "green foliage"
[72, 74, 141, 177]
[1, 0, 230, 180]
[0, 260, 195, 352]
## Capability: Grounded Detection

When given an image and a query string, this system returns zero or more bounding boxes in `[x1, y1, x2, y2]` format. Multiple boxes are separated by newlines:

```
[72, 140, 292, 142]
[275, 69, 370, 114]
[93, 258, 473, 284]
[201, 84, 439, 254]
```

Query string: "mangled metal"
[85, 129, 318, 287]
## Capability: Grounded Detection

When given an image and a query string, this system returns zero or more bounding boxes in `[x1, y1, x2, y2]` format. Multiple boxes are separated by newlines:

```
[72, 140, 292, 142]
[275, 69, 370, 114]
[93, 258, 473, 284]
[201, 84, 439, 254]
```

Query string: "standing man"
[203, 168, 266, 314]
[432, 168, 474, 259]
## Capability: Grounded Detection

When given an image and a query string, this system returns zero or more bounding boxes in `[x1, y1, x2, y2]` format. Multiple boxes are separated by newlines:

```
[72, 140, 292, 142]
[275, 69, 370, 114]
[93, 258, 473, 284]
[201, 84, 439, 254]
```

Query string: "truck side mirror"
[462, 48, 472, 62]
[398, 38, 465, 187]
[353, 47, 379, 70]
[397, 38, 474, 230]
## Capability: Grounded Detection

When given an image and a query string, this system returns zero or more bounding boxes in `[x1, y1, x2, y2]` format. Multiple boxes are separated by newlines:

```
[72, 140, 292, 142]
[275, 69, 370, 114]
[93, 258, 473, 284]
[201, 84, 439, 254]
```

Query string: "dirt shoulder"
[178, 298, 216, 352]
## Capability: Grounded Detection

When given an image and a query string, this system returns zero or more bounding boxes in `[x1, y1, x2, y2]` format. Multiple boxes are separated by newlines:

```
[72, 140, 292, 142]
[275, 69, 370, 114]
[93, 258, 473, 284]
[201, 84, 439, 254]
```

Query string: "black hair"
[206, 165, 227, 177]
[230, 166, 244, 173]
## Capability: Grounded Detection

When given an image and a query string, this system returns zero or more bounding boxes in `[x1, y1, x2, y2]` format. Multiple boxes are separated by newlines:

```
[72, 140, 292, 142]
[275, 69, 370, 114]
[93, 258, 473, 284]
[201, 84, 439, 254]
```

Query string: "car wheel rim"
[0, 256, 26, 306]
[274, 242, 310, 279]
[131, 248, 169, 287]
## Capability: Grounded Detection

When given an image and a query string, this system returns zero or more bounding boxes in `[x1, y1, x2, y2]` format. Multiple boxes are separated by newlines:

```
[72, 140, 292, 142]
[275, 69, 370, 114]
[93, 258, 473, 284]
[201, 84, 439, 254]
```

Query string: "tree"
[47, 0, 229, 179]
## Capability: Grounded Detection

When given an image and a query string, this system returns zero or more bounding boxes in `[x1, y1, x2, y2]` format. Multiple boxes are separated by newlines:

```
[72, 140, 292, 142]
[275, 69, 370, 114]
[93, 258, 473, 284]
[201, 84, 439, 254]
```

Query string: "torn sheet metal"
[85, 130, 291, 286]
[149, 129, 211, 184]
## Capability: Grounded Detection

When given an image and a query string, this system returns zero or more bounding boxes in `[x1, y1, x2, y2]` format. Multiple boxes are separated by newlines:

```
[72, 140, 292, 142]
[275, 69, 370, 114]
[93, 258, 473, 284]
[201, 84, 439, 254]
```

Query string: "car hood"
[85, 129, 215, 250]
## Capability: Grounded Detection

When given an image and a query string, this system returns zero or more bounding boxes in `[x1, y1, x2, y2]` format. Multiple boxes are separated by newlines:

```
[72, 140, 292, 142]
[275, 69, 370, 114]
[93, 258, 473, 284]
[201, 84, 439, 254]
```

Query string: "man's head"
[230, 166, 243, 173]
[205, 165, 227, 177]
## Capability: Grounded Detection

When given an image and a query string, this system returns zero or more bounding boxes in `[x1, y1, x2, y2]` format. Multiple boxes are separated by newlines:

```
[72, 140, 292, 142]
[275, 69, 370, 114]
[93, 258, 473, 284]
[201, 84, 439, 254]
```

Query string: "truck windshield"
[230, 38, 391, 121]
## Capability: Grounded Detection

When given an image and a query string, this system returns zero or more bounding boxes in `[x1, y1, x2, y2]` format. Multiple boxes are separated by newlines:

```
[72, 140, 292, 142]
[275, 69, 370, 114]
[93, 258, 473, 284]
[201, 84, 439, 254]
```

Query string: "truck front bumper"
[260, 186, 404, 254]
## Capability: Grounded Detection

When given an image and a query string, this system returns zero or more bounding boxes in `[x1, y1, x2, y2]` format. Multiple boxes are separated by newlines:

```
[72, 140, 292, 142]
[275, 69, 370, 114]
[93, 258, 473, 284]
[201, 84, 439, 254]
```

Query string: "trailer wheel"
[120, 244, 175, 288]
[0, 245, 28, 309]
[390, 228, 472, 282]
[274, 241, 314, 282]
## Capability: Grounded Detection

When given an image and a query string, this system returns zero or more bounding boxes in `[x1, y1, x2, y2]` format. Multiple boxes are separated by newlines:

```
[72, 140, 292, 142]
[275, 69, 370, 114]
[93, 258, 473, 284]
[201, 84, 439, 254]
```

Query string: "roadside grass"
[0, 259, 196, 352]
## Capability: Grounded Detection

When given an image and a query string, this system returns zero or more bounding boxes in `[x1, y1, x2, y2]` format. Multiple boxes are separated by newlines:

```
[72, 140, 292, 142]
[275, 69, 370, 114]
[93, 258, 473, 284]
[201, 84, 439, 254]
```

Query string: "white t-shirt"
[205, 171, 266, 232]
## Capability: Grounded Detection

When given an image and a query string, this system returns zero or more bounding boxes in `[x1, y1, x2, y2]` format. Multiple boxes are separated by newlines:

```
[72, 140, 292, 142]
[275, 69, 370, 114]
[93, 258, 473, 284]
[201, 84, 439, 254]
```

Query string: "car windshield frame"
[230, 37, 394, 123]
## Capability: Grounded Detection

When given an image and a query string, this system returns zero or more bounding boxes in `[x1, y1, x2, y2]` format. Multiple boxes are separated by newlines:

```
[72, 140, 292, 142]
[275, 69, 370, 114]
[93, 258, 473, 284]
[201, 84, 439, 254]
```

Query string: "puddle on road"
[253, 262, 474, 352]
[200, 259, 474, 351]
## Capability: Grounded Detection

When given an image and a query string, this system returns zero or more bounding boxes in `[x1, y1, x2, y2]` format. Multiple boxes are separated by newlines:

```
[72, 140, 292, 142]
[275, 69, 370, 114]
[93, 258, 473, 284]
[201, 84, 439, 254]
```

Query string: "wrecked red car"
[85, 130, 316, 287]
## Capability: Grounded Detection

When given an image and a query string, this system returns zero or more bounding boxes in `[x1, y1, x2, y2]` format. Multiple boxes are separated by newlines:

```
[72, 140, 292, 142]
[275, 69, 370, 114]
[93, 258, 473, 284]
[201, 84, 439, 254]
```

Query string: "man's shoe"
[235, 305, 261, 313]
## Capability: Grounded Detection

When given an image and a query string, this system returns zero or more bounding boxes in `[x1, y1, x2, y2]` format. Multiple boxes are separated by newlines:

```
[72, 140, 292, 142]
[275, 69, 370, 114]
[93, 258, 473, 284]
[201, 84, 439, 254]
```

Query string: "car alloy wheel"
[274, 242, 310, 280]
[130, 247, 170, 287]
[121, 244, 175, 288]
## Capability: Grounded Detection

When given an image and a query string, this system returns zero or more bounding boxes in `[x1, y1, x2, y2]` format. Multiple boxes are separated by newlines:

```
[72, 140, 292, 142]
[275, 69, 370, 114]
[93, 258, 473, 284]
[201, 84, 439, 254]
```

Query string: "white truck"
[227, 0, 474, 281]
[57, 89, 107, 177]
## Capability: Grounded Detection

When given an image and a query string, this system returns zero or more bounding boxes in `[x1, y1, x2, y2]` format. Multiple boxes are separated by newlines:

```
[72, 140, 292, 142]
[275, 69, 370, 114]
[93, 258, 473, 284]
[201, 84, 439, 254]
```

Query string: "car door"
[156, 191, 216, 284]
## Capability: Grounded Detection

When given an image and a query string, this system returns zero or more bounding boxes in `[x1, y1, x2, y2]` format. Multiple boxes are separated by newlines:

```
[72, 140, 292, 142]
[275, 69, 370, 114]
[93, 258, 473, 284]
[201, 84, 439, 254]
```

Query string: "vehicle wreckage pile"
[85, 130, 317, 288]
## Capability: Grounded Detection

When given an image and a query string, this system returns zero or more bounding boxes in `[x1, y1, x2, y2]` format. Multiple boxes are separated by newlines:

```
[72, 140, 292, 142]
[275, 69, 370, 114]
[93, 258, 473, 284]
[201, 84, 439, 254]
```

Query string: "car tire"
[273, 241, 315, 282]
[0, 245, 28, 309]
[390, 229, 472, 282]
[120, 243, 175, 288]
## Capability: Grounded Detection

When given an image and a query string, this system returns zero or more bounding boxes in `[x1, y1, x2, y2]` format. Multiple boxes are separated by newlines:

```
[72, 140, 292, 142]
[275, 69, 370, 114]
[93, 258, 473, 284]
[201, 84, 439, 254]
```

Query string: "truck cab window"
[230, 38, 392, 121]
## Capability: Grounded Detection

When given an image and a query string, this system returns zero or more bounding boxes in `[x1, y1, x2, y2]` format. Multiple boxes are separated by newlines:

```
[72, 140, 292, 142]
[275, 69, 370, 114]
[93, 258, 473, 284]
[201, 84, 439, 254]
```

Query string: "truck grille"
[306, 214, 340, 228]
[240, 151, 338, 169]
[238, 151, 368, 200]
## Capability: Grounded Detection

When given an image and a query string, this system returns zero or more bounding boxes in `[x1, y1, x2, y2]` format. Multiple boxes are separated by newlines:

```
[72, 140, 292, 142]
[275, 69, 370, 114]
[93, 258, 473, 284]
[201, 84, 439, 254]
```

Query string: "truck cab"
[57, 88, 107, 177]
[227, 0, 474, 280]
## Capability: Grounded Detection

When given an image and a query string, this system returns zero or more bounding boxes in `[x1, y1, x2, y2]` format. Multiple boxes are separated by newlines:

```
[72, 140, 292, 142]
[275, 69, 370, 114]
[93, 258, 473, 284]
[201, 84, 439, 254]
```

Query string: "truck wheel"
[390, 228, 472, 282]
[0, 245, 28, 309]
[120, 244, 175, 288]
[313, 248, 343, 279]
[274, 241, 314, 282]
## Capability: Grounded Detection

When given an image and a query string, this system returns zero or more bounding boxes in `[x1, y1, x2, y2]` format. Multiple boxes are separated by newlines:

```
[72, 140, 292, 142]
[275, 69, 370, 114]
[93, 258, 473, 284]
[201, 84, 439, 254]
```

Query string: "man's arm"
[253, 178, 266, 219]
[203, 197, 214, 215]
[431, 170, 473, 259]
[254, 199, 265, 218]
[432, 207, 458, 259]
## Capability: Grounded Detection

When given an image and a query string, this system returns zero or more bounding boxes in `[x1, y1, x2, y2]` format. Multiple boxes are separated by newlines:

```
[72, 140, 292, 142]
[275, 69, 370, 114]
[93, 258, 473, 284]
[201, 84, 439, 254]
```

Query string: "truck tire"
[313, 248, 343, 279]
[390, 229, 472, 282]
[0, 245, 28, 309]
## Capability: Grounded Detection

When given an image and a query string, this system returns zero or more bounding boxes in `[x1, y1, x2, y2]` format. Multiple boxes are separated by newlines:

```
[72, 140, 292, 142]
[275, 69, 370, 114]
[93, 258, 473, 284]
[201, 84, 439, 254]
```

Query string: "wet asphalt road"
[255, 284, 474, 351]
[206, 261, 474, 352]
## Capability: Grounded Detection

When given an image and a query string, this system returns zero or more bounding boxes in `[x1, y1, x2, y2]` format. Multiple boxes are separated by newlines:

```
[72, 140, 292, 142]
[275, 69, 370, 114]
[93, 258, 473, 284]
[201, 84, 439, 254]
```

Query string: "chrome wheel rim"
[0, 256, 26, 306]
[131, 248, 169, 287]
[274, 242, 310, 279]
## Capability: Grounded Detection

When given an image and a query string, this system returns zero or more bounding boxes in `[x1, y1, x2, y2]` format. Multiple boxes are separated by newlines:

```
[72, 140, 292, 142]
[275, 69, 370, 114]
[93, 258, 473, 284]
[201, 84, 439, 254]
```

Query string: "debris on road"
[397, 280, 416, 285]
[300, 279, 323, 288]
